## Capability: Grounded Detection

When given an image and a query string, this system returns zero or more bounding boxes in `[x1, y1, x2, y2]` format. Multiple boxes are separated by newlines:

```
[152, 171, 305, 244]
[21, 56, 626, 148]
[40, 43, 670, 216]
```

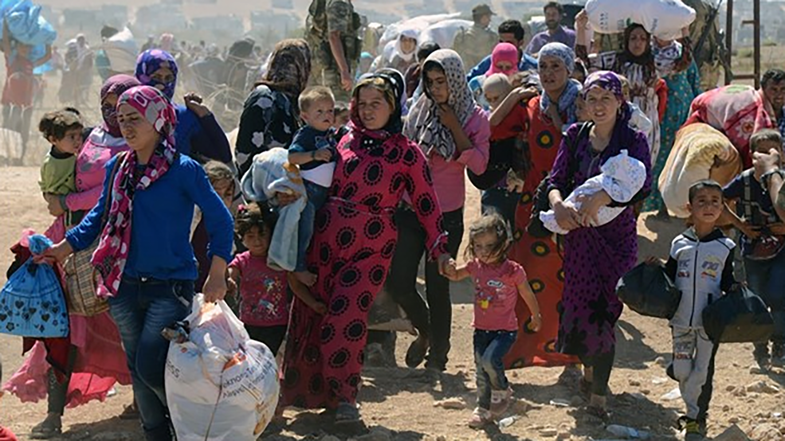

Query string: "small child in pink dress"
[445, 214, 542, 428]
[227, 204, 327, 355]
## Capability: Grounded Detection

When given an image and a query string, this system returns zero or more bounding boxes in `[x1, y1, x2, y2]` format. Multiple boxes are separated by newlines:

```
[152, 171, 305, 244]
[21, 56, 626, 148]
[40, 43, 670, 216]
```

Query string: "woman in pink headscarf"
[469, 42, 520, 109]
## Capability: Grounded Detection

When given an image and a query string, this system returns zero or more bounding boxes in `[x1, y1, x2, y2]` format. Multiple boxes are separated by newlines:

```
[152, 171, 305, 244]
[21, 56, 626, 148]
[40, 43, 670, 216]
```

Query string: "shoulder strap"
[566, 122, 593, 178]
[742, 170, 754, 222]
[101, 151, 126, 227]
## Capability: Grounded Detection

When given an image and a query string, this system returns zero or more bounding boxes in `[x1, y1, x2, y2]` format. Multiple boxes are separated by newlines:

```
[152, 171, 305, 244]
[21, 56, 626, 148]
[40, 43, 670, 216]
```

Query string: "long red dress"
[280, 124, 447, 409]
[495, 97, 579, 368]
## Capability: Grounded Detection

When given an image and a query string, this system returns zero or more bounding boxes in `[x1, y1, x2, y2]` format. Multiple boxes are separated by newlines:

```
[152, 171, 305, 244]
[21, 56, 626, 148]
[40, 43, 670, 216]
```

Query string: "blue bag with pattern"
[0, 234, 69, 338]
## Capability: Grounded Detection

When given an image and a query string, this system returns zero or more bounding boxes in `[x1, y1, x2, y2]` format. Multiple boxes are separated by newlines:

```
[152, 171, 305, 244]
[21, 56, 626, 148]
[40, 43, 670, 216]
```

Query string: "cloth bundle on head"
[135, 49, 179, 100]
[405, 49, 475, 160]
[393, 29, 418, 63]
[258, 39, 311, 102]
[100, 74, 141, 137]
[352, 69, 406, 137]
[538, 43, 580, 127]
[91, 85, 178, 297]
[487, 42, 519, 77]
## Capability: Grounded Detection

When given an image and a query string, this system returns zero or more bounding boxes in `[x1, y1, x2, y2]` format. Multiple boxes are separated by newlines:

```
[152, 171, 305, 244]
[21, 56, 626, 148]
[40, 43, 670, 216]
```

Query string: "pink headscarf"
[486, 42, 519, 77]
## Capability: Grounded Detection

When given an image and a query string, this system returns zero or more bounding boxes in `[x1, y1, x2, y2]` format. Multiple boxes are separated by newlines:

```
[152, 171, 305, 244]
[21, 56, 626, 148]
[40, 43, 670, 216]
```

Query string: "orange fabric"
[504, 97, 579, 368]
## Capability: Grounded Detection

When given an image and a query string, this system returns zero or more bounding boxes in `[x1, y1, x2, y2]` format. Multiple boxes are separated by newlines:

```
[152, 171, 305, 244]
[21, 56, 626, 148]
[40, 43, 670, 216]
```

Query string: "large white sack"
[102, 27, 139, 74]
[585, 0, 695, 39]
[419, 19, 474, 49]
[165, 294, 280, 441]
[379, 12, 461, 50]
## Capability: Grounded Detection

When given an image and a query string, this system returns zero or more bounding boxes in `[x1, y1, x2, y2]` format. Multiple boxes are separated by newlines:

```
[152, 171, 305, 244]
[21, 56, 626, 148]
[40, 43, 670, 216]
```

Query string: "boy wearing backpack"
[663, 180, 737, 441]
[721, 129, 785, 370]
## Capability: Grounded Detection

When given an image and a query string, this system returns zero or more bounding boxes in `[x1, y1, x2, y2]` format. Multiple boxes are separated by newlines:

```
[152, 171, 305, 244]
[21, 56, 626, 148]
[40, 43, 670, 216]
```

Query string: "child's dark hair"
[39, 109, 83, 141]
[688, 179, 724, 204]
[750, 129, 782, 153]
[464, 213, 512, 262]
[203, 161, 235, 188]
[235, 202, 277, 239]
[334, 101, 349, 114]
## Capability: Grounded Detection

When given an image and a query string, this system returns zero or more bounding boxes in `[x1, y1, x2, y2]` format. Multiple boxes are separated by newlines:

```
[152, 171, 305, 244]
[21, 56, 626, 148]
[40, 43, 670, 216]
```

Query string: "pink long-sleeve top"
[65, 127, 129, 212]
[424, 106, 490, 212]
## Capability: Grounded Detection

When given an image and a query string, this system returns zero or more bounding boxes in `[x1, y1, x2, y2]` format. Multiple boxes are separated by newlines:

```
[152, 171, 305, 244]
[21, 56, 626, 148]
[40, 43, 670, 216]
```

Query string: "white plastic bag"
[419, 19, 474, 49]
[102, 27, 139, 74]
[165, 294, 280, 441]
[585, 0, 695, 39]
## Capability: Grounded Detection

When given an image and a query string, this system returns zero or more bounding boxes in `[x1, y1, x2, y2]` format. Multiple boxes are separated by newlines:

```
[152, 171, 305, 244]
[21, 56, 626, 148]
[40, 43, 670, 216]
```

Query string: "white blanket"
[541, 150, 647, 235]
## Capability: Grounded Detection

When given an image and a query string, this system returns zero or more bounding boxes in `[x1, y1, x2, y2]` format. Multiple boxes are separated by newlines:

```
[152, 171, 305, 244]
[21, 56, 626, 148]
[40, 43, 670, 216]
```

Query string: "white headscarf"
[391, 29, 418, 63]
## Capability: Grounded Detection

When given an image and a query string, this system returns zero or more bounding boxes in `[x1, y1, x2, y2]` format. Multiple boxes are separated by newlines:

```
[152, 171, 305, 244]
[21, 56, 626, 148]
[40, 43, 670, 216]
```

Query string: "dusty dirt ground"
[0, 167, 784, 441]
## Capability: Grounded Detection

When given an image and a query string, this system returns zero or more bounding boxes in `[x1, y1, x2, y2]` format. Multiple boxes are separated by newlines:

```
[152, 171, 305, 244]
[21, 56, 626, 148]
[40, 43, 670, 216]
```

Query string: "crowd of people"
[1, 1, 785, 441]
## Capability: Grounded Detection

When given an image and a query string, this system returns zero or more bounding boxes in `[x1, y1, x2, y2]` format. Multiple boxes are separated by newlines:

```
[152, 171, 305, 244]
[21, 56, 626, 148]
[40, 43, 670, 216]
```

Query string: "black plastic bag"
[616, 262, 681, 319]
[702, 284, 774, 343]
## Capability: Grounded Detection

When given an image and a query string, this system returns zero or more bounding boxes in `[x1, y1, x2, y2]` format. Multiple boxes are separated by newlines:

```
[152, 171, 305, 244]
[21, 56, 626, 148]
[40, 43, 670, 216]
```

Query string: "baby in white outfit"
[540, 149, 647, 235]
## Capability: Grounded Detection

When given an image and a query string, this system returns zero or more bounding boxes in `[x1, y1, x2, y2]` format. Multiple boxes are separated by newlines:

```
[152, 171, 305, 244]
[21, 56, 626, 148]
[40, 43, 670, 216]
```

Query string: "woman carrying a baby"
[547, 71, 651, 419]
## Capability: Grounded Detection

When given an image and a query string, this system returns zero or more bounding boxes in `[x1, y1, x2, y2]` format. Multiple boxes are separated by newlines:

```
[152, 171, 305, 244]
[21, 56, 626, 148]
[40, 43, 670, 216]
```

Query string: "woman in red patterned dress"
[279, 70, 450, 424]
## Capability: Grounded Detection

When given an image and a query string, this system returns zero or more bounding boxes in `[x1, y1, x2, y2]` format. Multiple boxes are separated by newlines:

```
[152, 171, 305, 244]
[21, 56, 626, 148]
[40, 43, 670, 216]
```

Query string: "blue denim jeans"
[296, 181, 329, 272]
[481, 187, 518, 229]
[474, 329, 517, 410]
[108, 277, 194, 441]
[745, 251, 785, 346]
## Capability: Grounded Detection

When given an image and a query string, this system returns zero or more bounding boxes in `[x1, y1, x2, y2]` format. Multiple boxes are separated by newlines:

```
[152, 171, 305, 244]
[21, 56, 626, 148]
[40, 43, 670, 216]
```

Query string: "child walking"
[661, 180, 737, 441]
[193, 161, 236, 292]
[721, 129, 785, 370]
[228, 204, 327, 355]
[38, 108, 84, 226]
[445, 214, 542, 428]
[287, 86, 338, 286]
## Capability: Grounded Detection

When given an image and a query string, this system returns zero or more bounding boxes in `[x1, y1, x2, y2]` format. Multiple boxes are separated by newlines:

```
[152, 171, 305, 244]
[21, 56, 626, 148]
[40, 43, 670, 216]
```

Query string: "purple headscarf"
[582, 70, 624, 102]
[582, 70, 633, 125]
[100, 74, 141, 137]
[135, 49, 179, 100]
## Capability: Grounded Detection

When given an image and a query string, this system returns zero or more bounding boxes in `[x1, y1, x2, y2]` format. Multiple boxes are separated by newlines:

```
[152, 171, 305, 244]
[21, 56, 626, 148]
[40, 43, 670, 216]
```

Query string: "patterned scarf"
[614, 24, 656, 88]
[652, 40, 682, 77]
[257, 39, 311, 104]
[405, 49, 475, 160]
[540, 78, 581, 127]
[91, 86, 178, 297]
[350, 70, 405, 140]
[538, 43, 580, 126]
[100, 74, 141, 137]
[135, 49, 179, 100]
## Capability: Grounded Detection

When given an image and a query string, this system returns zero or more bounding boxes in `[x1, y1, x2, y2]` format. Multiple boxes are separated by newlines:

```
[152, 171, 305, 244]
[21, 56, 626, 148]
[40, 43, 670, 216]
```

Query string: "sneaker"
[683, 419, 704, 441]
[490, 387, 513, 416]
[468, 407, 492, 429]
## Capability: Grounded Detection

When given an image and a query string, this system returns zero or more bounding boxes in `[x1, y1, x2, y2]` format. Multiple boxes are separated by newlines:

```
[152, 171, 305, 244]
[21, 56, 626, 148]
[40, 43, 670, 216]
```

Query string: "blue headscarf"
[135, 49, 179, 100]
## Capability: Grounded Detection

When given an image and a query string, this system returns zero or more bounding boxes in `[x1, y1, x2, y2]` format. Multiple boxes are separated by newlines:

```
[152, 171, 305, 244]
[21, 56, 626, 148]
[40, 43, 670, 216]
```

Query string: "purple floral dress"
[549, 122, 652, 357]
